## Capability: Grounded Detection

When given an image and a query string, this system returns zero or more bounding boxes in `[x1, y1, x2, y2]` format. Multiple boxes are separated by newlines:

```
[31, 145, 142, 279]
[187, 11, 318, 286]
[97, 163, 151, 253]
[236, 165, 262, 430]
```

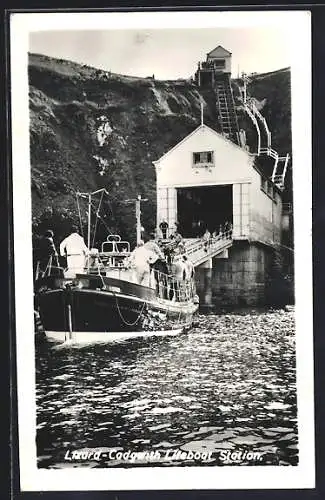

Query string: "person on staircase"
[202, 228, 211, 252]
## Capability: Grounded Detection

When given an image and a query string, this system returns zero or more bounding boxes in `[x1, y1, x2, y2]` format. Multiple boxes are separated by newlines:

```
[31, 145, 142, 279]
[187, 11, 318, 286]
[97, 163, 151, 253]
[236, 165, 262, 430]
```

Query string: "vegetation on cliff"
[29, 53, 292, 247]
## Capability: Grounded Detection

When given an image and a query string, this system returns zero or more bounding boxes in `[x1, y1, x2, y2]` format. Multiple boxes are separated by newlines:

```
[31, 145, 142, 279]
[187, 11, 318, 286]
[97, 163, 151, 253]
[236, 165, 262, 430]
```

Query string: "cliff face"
[29, 53, 291, 246]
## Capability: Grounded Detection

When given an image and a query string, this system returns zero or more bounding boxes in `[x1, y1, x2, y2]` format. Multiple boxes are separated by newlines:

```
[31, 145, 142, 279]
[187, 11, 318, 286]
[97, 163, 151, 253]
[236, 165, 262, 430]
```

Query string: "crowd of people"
[34, 224, 195, 302]
[127, 230, 194, 301]
[35, 219, 232, 274]
[35, 218, 233, 301]
[34, 225, 89, 279]
[158, 219, 233, 241]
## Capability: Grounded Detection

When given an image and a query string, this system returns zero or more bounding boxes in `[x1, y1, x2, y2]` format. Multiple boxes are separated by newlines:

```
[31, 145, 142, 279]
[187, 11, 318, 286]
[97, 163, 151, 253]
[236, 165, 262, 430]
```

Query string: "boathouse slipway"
[153, 123, 292, 308]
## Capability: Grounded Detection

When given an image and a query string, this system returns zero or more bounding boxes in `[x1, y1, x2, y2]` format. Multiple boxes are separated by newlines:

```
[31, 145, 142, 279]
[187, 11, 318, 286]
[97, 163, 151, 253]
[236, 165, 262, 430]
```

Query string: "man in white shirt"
[129, 240, 151, 286]
[60, 226, 88, 277]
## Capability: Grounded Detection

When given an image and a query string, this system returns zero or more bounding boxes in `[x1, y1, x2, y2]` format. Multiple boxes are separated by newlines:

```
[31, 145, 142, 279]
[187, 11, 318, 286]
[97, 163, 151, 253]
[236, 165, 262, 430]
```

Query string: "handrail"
[184, 230, 233, 264]
[244, 103, 261, 154]
[250, 102, 271, 148]
[101, 240, 130, 253]
[150, 268, 196, 302]
[35, 257, 65, 280]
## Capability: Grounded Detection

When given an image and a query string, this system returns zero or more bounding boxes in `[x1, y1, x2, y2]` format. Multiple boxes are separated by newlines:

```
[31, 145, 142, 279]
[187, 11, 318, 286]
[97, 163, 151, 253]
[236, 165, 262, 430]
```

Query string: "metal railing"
[184, 230, 233, 265]
[35, 256, 65, 281]
[250, 102, 271, 149]
[150, 268, 196, 303]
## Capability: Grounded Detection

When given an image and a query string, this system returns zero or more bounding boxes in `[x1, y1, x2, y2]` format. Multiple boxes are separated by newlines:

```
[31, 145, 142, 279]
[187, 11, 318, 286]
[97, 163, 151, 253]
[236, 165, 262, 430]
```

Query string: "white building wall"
[155, 125, 253, 188]
[206, 47, 232, 73]
[155, 125, 255, 239]
[233, 182, 250, 238]
[206, 57, 231, 74]
[250, 168, 282, 244]
[156, 187, 177, 235]
[157, 187, 167, 223]
[155, 125, 282, 245]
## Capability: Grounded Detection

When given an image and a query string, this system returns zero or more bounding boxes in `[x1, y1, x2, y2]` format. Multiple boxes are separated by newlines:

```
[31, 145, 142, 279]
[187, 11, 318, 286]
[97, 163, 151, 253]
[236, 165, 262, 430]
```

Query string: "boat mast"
[136, 195, 141, 245]
[87, 193, 91, 250]
[135, 194, 148, 245]
[87, 193, 91, 272]
[77, 188, 109, 271]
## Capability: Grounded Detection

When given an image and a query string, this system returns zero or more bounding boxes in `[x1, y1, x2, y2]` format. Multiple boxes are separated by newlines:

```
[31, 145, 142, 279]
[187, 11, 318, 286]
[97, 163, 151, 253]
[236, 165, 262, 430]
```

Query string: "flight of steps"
[215, 75, 239, 145]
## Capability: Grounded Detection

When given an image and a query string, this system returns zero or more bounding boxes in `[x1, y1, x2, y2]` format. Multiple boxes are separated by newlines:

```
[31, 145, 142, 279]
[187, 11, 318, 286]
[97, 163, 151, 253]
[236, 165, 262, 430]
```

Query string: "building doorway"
[176, 185, 233, 237]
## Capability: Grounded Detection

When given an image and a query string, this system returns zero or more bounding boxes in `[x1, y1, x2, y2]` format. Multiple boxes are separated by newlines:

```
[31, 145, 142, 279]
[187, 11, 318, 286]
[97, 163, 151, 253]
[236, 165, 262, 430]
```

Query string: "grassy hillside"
[29, 54, 292, 246]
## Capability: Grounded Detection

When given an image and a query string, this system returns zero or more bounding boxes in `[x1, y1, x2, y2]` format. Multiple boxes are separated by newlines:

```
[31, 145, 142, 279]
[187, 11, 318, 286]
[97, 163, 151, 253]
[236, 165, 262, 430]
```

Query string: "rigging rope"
[89, 200, 114, 239]
[76, 193, 85, 240]
[91, 190, 104, 248]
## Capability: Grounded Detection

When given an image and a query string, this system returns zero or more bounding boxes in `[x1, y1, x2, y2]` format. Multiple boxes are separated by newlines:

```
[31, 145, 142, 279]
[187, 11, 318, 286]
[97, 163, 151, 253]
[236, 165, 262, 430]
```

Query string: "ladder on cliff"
[215, 76, 239, 145]
[184, 230, 233, 267]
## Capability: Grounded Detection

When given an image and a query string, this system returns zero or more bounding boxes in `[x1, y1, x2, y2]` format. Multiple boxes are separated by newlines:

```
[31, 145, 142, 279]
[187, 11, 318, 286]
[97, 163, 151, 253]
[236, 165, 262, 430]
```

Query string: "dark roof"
[207, 45, 232, 57]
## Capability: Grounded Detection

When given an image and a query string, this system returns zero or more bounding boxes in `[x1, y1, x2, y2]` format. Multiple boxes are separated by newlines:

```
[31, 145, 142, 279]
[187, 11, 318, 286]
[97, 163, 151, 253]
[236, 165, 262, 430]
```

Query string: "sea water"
[35, 309, 298, 468]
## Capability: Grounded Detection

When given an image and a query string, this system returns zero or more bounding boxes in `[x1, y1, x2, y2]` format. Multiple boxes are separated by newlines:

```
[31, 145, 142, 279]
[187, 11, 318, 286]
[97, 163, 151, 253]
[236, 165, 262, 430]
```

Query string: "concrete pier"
[195, 241, 293, 308]
[198, 257, 214, 310]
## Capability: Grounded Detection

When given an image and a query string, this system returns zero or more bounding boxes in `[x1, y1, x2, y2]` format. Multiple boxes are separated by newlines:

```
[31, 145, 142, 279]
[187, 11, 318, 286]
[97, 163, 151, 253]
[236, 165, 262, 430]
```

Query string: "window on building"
[213, 59, 226, 68]
[193, 151, 214, 165]
[261, 175, 278, 202]
[260, 176, 267, 192]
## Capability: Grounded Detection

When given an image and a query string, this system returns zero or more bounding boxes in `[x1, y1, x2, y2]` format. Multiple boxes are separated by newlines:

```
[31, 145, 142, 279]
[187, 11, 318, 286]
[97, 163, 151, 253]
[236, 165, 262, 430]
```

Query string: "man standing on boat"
[129, 240, 151, 286]
[59, 225, 88, 277]
[144, 234, 169, 297]
[143, 234, 165, 262]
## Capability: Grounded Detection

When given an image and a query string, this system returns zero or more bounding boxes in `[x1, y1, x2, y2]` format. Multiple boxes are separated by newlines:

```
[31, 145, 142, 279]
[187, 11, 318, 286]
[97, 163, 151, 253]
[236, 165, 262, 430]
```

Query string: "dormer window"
[193, 151, 214, 166]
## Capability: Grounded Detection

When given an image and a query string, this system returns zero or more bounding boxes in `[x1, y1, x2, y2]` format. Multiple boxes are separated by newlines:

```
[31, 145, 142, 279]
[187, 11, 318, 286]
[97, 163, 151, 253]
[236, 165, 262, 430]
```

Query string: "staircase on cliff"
[215, 74, 239, 145]
[195, 45, 240, 146]
[195, 46, 290, 191]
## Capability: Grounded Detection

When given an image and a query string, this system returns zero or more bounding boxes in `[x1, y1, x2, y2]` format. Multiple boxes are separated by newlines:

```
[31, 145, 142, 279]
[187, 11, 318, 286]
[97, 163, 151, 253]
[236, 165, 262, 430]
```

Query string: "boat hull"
[44, 328, 183, 343]
[37, 281, 198, 342]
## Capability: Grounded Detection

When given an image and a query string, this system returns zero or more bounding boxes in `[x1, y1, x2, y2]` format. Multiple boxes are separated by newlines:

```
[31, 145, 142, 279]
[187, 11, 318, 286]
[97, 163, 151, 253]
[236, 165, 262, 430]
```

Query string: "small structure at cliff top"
[195, 45, 240, 146]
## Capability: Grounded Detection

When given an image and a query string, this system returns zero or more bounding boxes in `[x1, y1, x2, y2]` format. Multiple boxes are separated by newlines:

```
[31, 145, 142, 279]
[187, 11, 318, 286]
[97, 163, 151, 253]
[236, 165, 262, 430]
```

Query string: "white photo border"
[10, 9, 314, 491]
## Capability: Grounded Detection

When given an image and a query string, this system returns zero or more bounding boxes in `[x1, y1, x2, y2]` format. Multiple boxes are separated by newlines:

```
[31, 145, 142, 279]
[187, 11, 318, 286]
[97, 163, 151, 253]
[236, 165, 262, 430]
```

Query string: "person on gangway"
[202, 228, 211, 252]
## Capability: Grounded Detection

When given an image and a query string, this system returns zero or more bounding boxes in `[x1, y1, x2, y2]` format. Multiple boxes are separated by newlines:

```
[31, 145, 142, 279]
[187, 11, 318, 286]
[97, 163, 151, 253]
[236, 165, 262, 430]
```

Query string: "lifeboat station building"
[153, 124, 289, 307]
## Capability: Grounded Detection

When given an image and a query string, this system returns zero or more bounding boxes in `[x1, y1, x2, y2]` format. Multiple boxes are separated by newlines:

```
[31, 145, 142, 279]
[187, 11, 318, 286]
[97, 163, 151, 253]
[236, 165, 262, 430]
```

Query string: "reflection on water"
[36, 310, 298, 468]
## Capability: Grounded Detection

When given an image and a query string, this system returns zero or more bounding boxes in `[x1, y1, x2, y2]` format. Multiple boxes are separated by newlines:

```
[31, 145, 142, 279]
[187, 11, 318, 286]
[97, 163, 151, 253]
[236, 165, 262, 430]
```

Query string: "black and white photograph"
[10, 10, 314, 491]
